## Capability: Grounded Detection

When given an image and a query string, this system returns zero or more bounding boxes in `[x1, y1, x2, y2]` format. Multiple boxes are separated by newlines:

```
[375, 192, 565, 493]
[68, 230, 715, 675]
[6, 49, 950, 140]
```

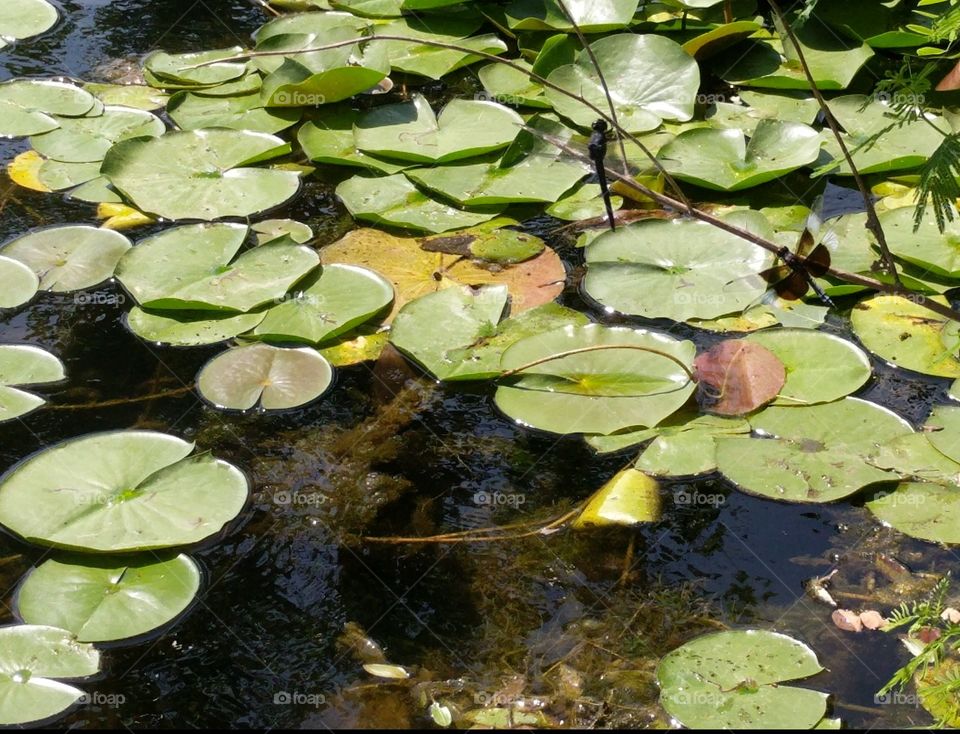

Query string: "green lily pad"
[0, 344, 64, 423]
[583, 216, 771, 321]
[251, 264, 393, 345]
[82, 83, 169, 111]
[867, 433, 960, 485]
[125, 308, 267, 347]
[298, 108, 407, 174]
[0, 80, 95, 137]
[355, 95, 523, 164]
[818, 96, 945, 176]
[0, 431, 248, 551]
[253, 219, 313, 245]
[117, 222, 318, 312]
[547, 182, 623, 222]
[36, 159, 102, 191]
[477, 60, 551, 109]
[143, 47, 247, 88]
[1, 226, 131, 292]
[254, 10, 369, 43]
[0, 0, 58, 45]
[390, 284, 508, 381]
[420, 226, 545, 264]
[658, 120, 820, 191]
[336, 173, 503, 233]
[634, 413, 751, 475]
[0, 625, 99, 726]
[850, 295, 960, 378]
[495, 323, 696, 435]
[879, 206, 960, 279]
[100, 129, 300, 221]
[867, 482, 960, 544]
[0, 255, 38, 308]
[30, 106, 165, 163]
[924, 405, 960, 465]
[572, 468, 662, 528]
[16, 554, 201, 643]
[716, 397, 911, 503]
[546, 34, 699, 132]
[657, 630, 827, 729]
[167, 91, 301, 134]
[744, 330, 872, 405]
[504, 0, 639, 31]
[197, 343, 333, 410]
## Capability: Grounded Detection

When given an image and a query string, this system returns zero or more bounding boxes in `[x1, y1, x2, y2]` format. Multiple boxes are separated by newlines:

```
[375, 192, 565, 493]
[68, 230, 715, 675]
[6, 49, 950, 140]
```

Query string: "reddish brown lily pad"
[693, 339, 786, 416]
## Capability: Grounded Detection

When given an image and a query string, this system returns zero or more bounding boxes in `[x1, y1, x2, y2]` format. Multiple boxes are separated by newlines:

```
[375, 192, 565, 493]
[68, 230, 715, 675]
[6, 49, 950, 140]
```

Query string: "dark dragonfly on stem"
[588, 119, 617, 231]
[761, 208, 836, 308]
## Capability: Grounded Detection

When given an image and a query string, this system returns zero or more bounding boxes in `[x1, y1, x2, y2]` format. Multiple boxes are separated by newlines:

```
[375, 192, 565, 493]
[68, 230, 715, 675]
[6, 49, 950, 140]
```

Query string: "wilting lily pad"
[0, 431, 248, 551]
[354, 95, 523, 164]
[572, 467, 662, 528]
[0, 624, 99, 726]
[583, 216, 770, 321]
[321, 228, 565, 317]
[658, 120, 820, 191]
[867, 482, 960, 545]
[744, 330, 872, 405]
[101, 129, 300, 221]
[336, 173, 503, 233]
[0, 226, 131, 292]
[125, 308, 266, 347]
[197, 343, 333, 411]
[495, 324, 696, 435]
[116, 222, 319, 312]
[30, 106, 165, 163]
[716, 398, 911, 503]
[390, 284, 507, 381]
[657, 630, 828, 729]
[0, 0, 58, 47]
[0, 80, 95, 137]
[546, 34, 699, 132]
[251, 264, 393, 345]
[0, 344, 64, 423]
[17, 554, 201, 643]
[850, 295, 960, 378]
[0, 255, 38, 308]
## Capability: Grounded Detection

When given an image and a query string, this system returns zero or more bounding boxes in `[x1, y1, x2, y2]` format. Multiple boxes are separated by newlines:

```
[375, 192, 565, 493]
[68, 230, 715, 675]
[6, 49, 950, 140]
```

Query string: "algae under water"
[0, 0, 952, 728]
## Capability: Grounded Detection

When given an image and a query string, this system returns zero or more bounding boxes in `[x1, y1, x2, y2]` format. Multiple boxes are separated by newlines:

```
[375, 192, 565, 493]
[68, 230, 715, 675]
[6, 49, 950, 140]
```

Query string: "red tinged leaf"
[693, 339, 786, 416]
[832, 609, 863, 632]
[859, 610, 887, 630]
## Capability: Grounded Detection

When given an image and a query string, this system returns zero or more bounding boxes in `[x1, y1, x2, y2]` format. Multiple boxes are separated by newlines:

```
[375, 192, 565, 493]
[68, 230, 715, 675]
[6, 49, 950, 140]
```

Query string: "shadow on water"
[0, 2, 950, 729]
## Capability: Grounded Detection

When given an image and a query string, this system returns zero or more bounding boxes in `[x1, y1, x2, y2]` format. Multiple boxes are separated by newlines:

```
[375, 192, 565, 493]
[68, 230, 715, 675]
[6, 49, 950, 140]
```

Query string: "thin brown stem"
[768, 0, 902, 288]
[363, 508, 581, 544]
[47, 385, 194, 410]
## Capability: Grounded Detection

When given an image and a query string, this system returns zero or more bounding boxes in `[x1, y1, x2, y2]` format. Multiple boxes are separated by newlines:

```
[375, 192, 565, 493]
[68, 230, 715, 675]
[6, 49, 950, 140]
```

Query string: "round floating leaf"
[336, 173, 504, 233]
[634, 413, 750, 476]
[30, 106, 165, 163]
[17, 554, 201, 643]
[167, 91, 300, 134]
[144, 47, 247, 88]
[716, 398, 912, 503]
[0, 0, 58, 44]
[0, 431, 249, 552]
[0, 344, 64, 423]
[850, 295, 960, 377]
[1, 226, 131, 292]
[355, 95, 523, 164]
[495, 324, 696, 435]
[321, 227, 565, 318]
[659, 120, 820, 191]
[744, 329, 872, 405]
[925, 405, 960, 465]
[0, 80, 95, 137]
[572, 468, 662, 528]
[298, 108, 408, 174]
[880, 206, 960, 279]
[0, 255, 38, 308]
[657, 630, 827, 729]
[694, 339, 786, 416]
[583, 217, 770, 321]
[0, 624, 99, 726]
[197, 343, 333, 410]
[126, 307, 266, 347]
[82, 82, 169, 111]
[116, 222, 319, 312]
[101, 129, 300, 221]
[37, 159, 101, 191]
[546, 34, 699, 132]
[505, 0, 639, 31]
[390, 284, 508, 380]
[867, 433, 960, 485]
[477, 61, 550, 109]
[253, 218, 313, 245]
[252, 264, 393, 345]
[867, 482, 960, 544]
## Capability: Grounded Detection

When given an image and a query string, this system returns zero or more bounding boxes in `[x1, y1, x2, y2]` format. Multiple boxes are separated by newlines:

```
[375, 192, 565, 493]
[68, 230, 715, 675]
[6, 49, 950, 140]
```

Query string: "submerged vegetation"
[6, 0, 960, 727]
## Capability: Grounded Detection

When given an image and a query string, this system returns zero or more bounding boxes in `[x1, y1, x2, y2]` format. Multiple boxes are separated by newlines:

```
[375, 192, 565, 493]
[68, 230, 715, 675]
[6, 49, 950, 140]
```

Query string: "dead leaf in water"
[694, 340, 786, 416]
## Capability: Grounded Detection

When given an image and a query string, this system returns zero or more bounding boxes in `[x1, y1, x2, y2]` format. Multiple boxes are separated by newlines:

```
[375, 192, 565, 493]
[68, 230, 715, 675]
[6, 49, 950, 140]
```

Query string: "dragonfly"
[761, 209, 836, 308]
[588, 119, 616, 231]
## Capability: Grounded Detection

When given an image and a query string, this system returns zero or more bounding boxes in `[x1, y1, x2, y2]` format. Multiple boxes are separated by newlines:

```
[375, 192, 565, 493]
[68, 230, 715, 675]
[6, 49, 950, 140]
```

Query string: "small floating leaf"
[0, 344, 64, 423]
[0, 255, 38, 308]
[867, 482, 960, 544]
[693, 339, 786, 416]
[572, 468, 662, 528]
[0, 80, 95, 137]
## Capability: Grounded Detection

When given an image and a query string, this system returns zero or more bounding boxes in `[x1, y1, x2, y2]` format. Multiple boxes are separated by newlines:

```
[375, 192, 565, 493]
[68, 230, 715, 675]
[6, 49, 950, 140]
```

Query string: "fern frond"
[915, 134, 960, 232]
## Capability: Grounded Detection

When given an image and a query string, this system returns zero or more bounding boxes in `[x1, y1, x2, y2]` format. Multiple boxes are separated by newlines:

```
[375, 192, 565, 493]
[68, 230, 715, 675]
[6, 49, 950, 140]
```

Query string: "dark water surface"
[0, 1, 950, 728]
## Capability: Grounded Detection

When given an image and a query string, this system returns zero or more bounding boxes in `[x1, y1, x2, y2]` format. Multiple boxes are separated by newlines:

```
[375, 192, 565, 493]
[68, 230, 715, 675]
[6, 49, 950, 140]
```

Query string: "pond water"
[0, 1, 951, 728]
